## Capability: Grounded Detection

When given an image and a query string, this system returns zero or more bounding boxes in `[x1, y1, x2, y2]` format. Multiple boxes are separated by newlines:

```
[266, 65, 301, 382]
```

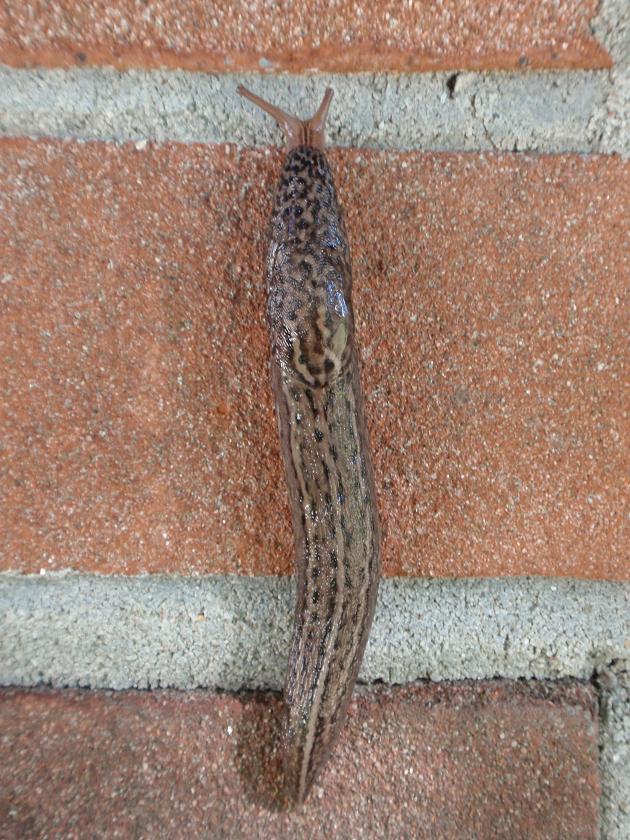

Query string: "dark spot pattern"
[266, 148, 354, 389]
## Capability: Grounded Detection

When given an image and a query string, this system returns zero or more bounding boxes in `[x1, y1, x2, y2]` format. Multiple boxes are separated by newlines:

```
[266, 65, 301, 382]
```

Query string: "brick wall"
[0, 0, 612, 72]
[1, 1, 628, 837]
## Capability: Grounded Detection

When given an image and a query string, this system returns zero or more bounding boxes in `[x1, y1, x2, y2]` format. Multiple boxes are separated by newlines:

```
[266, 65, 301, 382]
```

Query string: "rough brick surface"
[1, 140, 628, 578]
[0, 682, 600, 839]
[0, 1, 611, 73]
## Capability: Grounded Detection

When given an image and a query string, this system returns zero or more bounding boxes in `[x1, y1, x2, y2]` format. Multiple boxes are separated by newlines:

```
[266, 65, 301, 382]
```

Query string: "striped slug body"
[238, 86, 381, 805]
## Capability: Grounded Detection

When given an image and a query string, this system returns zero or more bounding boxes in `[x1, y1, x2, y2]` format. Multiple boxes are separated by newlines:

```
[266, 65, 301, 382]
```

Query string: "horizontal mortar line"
[1, 572, 628, 691]
[0, 65, 625, 155]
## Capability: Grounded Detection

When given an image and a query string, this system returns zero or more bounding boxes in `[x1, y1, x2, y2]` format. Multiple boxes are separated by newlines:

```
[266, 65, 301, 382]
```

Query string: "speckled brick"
[0, 1, 611, 73]
[0, 682, 599, 840]
[1, 139, 628, 578]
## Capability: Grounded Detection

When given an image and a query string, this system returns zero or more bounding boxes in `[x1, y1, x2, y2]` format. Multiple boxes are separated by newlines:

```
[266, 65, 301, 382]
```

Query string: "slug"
[237, 85, 381, 804]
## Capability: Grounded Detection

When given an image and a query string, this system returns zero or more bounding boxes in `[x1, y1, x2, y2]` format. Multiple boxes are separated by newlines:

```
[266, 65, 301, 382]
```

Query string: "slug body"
[238, 86, 381, 804]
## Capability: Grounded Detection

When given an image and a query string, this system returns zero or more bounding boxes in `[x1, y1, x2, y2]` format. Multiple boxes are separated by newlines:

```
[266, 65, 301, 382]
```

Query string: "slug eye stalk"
[237, 85, 334, 151]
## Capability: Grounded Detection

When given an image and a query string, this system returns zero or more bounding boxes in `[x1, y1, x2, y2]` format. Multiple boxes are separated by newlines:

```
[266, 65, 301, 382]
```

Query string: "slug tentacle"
[239, 86, 380, 805]
[237, 85, 334, 151]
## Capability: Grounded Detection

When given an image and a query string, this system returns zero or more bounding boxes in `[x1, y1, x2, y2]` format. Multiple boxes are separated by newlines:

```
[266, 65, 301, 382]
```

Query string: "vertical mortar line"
[592, 660, 630, 840]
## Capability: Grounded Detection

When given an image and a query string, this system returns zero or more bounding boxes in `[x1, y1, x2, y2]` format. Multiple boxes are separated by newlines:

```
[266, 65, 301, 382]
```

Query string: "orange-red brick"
[1, 139, 628, 578]
[0, 0, 611, 73]
[0, 682, 600, 838]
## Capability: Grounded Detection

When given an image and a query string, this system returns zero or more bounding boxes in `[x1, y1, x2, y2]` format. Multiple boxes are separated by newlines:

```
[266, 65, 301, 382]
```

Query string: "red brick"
[1, 139, 628, 579]
[0, 682, 599, 839]
[0, 1, 611, 73]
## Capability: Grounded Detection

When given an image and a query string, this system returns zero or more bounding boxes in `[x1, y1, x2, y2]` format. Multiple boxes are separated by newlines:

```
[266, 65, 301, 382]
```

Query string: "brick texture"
[0, 682, 600, 839]
[0, 1, 611, 73]
[1, 139, 628, 578]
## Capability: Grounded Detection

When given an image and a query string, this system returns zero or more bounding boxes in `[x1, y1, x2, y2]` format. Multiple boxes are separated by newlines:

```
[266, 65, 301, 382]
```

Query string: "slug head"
[240, 86, 350, 388]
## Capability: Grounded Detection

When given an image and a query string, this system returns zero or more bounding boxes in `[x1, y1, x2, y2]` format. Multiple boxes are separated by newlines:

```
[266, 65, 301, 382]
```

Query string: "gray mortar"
[0, 65, 627, 154]
[1, 573, 627, 691]
[598, 660, 630, 840]
[592, 0, 630, 155]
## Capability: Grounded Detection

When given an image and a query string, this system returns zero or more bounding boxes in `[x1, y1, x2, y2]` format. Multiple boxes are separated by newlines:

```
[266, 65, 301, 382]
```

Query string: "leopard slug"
[238, 85, 381, 804]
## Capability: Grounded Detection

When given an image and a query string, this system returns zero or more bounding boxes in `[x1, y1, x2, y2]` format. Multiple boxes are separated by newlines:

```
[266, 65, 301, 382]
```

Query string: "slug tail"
[283, 733, 310, 806]
[282, 595, 372, 806]
[282, 684, 333, 806]
[237, 85, 334, 151]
